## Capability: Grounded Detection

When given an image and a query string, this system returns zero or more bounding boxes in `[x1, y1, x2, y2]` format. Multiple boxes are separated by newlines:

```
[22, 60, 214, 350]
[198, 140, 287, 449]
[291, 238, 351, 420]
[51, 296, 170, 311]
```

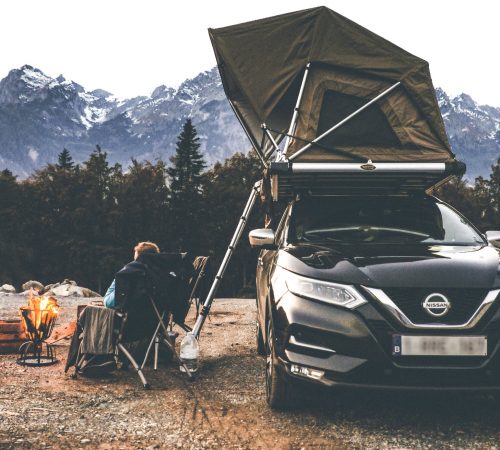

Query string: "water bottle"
[179, 332, 199, 374]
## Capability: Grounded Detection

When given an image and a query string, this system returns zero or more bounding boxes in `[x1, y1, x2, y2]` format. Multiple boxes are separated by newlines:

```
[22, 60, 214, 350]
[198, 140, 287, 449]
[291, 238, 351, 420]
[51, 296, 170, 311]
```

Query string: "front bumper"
[273, 291, 500, 390]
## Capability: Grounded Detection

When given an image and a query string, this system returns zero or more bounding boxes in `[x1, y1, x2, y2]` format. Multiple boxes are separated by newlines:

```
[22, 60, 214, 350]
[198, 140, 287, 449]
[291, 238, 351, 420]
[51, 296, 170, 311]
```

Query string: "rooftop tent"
[209, 6, 456, 165]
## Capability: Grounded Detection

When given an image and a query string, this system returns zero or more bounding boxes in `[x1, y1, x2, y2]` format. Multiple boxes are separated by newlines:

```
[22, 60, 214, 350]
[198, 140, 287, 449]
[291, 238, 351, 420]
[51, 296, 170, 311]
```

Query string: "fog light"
[290, 364, 325, 380]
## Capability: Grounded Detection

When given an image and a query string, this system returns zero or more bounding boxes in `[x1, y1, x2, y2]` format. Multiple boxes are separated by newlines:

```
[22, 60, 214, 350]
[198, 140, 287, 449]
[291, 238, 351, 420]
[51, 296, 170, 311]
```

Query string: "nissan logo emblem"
[422, 293, 451, 317]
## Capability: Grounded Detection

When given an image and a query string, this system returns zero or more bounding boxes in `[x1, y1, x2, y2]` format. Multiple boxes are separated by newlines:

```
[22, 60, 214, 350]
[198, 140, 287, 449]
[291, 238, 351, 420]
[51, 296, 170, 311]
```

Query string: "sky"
[1, 0, 499, 105]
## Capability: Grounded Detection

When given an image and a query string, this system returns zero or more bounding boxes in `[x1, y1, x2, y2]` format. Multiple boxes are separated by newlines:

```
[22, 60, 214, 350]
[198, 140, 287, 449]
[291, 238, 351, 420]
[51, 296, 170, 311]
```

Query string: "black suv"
[249, 195, 500, 409]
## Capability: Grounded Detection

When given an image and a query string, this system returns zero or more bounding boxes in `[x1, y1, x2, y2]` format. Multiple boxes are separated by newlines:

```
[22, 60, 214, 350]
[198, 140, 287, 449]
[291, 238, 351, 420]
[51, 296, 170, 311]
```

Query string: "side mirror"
[249, 228, 277, 249]
[486, 230, 500, 247]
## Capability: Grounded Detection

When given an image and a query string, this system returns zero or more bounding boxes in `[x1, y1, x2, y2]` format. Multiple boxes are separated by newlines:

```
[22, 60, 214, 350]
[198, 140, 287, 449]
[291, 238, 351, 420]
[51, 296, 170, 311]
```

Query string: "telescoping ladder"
[191, 181, 261, 338]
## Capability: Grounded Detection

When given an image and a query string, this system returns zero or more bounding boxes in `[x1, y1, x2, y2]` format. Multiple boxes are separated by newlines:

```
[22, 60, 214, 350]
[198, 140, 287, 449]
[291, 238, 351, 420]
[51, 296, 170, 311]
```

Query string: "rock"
[0, 284, 16, 294]
[81, 288, 101, 298]
[25, 278, 101, 298]
[50, 283, 101, 298]
[42, 282, 60, 294]
[51, 285, 73, 297]
[21, 280, 43, 292]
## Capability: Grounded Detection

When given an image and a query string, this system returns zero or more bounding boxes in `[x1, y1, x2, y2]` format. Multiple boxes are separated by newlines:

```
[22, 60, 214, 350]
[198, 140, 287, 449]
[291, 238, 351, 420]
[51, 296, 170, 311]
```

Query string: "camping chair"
[138, 255, 212, 373]
[66, 253, 211, 389]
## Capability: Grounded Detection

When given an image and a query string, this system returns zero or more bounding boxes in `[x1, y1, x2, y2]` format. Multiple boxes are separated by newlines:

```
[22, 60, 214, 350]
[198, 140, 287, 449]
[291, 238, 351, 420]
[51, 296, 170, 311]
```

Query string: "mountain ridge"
[0, 65, 498, 179]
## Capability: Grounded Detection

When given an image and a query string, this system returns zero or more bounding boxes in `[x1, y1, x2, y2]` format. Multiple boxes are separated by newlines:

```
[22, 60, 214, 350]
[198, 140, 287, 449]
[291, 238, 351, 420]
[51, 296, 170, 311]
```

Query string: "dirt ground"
[2, 297, 500, 449]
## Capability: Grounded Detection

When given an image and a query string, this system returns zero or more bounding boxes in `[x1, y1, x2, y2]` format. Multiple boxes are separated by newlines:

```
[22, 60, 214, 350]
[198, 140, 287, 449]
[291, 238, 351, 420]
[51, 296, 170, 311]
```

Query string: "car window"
[288, 197, 484, 246]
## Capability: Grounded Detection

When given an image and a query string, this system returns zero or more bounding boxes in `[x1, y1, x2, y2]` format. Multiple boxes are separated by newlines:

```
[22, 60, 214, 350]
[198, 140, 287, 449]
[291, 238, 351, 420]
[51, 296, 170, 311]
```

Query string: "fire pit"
[17, 291, 59, 366]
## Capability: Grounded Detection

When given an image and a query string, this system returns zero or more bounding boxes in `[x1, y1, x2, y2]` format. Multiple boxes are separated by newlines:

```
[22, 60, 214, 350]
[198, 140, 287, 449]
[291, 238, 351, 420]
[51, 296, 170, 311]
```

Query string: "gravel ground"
[1, 295, 500, 449]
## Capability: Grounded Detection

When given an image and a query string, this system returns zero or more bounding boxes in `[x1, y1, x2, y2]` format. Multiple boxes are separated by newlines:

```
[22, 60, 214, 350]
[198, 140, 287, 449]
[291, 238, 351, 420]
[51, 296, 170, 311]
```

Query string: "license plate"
[392, 335, 487, 356]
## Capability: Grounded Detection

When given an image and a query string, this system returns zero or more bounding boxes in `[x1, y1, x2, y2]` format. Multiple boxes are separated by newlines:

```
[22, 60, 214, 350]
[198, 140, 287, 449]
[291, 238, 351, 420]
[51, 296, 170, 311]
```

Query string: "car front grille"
[382, 287, 489, 325]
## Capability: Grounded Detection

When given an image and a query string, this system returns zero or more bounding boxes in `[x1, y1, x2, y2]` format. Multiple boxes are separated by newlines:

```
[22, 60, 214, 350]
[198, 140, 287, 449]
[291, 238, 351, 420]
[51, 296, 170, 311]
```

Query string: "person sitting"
[103, 241, 160, 308]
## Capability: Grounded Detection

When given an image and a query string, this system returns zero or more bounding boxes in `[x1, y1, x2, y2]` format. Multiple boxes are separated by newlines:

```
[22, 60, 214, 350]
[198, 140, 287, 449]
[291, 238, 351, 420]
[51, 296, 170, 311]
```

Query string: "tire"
[265, 313, 296, 410]
[256, 320, 266, 356]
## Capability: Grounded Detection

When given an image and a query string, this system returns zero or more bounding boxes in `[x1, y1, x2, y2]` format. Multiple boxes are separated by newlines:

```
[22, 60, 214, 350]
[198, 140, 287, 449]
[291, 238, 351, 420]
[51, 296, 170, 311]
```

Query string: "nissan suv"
[249, 195, 500, 409]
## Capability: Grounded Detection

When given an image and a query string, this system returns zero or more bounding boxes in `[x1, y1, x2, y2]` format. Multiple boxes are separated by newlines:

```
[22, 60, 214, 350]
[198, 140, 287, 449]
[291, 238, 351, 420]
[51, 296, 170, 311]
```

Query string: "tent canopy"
[209, 6, 454, 163]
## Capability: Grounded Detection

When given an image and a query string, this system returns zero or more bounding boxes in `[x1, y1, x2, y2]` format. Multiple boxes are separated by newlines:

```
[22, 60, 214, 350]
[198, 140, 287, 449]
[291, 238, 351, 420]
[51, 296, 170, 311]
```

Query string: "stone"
[50, 283, 101, 298]
[0, 284, 16, 294]
[21, 280, 43, 292]
[51, 285, 73, 297]
[81, 287, 101, 298]
[42, 282, 60, 294]
[23, 278, 102, 298]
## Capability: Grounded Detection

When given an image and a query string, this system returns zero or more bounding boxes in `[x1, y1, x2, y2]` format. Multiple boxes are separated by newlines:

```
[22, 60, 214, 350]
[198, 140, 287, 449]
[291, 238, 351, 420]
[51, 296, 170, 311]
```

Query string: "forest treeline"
[0, 118, 499, 295]
[0, 120, 262, 295]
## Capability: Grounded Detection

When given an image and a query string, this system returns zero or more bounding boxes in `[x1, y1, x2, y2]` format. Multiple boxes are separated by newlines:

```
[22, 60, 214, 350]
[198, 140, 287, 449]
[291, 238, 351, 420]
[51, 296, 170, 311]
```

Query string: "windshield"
[288, 197, 485, 246]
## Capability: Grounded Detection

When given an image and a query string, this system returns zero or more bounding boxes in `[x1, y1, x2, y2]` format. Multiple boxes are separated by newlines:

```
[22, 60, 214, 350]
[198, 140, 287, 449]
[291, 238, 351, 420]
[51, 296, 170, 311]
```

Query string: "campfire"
[18, 289, 59, 366]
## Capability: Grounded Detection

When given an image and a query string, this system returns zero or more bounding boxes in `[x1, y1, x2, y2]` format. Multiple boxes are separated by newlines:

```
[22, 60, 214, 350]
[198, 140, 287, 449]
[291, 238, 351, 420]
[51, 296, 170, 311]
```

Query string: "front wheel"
[265, 314, 296, 409]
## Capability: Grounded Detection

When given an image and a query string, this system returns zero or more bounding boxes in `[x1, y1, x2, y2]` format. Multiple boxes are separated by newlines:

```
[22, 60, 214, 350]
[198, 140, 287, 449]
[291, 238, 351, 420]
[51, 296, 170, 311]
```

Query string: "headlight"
[285, 272, 367, 309]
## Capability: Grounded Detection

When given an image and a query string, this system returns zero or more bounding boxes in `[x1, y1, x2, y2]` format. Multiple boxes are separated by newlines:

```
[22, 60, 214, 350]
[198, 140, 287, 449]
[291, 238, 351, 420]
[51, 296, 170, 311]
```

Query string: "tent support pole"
[192, 181, 261, 339]
[227, 99, 268, 168]
[262, 124, 281, 155]
[278, 62, 311, 161]
[260, 125, 286, 160]
[290, 81, 401, 161]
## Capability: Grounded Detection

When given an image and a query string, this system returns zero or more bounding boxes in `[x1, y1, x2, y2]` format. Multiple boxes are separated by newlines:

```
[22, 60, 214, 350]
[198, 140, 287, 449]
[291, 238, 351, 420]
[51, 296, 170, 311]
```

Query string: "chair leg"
[140, 320, 163, 370]
[154, 336, 159, 371]
[117, 343, 150, 389]
[147, 298, 195, 379]
[71, 342, 85, 379]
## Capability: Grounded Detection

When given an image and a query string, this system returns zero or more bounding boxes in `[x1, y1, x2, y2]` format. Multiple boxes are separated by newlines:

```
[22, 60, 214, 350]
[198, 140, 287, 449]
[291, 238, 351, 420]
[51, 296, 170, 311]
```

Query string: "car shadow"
[297, 384, 500, 431]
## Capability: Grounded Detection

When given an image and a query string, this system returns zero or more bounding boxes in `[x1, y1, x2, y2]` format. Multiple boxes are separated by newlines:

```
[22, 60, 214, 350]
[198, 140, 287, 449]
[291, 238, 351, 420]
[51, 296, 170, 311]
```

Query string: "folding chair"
[138, 255, 212, 375]
[66, 261, 167, 385]
[110, 252, 195, 388]
[67, 253, 214, 388]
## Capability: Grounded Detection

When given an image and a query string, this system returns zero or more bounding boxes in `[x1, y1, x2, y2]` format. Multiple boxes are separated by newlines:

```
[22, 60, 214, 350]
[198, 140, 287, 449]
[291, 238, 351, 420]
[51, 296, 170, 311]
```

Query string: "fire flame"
[21, 289, 59, 332]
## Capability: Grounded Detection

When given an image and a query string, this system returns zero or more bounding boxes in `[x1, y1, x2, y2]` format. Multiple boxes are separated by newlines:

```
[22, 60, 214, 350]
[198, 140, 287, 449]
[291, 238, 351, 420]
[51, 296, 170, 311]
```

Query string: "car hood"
[277, 243, 500, 288]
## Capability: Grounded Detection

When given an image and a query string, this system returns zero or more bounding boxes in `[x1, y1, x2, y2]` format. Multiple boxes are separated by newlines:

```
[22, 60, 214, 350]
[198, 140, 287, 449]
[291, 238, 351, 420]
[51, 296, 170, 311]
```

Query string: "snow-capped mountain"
[436, 88, 500, 179]
[0, 65, 498, 179]
[0, 65, 246, 177]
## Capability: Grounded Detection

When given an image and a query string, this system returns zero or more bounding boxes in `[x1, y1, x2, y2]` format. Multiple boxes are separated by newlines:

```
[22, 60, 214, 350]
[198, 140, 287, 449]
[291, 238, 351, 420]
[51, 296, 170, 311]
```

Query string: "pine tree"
[166, 119, 206, 252]
[57, 148, 75, 170]
[167, 119, 206, 196]
[83, 145, 113, 196]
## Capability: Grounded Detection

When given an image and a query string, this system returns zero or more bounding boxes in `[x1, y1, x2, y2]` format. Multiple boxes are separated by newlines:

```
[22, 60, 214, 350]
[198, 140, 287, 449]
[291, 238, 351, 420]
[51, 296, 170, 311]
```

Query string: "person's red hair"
[134, 241, 160, 256]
